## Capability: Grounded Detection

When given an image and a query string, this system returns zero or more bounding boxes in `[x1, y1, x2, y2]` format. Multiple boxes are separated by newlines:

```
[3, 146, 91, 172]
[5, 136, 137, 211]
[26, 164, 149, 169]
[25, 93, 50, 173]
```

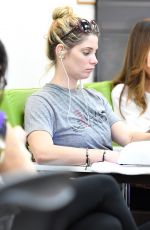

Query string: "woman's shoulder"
[112, 83, 124, 92]
[112, 83, 126, 96]
[84, 88, 105, 100]
[112, 84, 130, 105]
[27, 84, 52, 101]
[84, 88, 111, 107]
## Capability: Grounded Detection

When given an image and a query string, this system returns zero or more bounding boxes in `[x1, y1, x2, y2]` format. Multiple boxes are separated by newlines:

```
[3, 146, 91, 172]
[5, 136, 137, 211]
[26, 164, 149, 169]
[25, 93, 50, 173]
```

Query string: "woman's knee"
[86, 174, 120, 193]
[68, 213, 123, 230]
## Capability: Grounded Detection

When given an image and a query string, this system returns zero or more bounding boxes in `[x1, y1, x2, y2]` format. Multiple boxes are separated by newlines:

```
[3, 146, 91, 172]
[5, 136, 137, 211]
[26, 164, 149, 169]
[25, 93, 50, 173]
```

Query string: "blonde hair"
[46, 6, 99, 67]
[112, 18, 150, 117]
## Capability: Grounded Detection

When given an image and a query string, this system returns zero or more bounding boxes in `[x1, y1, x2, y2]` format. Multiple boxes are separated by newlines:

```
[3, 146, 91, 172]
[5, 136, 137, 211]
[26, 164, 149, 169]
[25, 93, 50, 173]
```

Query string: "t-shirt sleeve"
[88, 88, 120, 127]
[86, 88, 120, 127]
[102, 96, 120, 127]
[24, 95, 54, 137]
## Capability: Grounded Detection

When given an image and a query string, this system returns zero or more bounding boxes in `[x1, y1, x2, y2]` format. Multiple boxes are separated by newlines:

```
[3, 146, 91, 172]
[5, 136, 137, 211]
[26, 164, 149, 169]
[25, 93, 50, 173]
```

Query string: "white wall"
[0, 0, 95, 88]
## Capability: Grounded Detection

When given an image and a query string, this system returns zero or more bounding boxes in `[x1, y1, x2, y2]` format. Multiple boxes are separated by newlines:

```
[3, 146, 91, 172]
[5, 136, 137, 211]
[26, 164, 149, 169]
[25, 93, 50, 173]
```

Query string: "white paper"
[91, 162, 150, 175]
[118, 141, 150, 165]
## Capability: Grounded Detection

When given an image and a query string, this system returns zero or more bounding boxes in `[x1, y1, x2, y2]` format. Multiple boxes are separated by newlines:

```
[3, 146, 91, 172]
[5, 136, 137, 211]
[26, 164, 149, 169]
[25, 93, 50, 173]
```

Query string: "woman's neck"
[50, 75, 78, 90]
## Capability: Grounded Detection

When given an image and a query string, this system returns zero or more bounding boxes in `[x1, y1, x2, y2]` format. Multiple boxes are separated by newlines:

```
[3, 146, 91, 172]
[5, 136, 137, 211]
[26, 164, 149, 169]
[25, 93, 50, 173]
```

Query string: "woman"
[112, 18, 150, 132]
[25, 7, 150, 166]
[0, 22, 149, 230]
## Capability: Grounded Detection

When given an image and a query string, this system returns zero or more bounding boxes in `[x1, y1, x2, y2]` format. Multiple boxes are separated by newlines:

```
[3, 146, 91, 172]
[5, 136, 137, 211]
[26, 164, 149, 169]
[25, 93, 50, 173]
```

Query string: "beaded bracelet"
[85, 148, 90, 170]
[102, 150, 106, 162]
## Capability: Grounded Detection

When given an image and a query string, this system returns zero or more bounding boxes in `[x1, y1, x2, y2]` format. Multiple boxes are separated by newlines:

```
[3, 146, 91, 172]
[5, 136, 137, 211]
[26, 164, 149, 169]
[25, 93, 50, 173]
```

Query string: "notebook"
[117, 141, 150, 166]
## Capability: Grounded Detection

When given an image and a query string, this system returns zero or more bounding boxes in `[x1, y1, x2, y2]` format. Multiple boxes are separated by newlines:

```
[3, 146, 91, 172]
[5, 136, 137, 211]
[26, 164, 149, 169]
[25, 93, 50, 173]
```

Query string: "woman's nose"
[90, 54, 98, 65]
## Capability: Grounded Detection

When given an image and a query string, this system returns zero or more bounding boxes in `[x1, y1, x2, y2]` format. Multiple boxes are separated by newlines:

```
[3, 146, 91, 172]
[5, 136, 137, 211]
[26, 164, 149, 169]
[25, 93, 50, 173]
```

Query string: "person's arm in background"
[111, 120, 150, 147]
[0, 124, 36, 174]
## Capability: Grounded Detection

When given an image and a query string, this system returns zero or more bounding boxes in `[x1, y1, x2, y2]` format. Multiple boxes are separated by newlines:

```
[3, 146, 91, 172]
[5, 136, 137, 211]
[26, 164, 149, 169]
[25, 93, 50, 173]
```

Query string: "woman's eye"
[83, 51, 90, 55]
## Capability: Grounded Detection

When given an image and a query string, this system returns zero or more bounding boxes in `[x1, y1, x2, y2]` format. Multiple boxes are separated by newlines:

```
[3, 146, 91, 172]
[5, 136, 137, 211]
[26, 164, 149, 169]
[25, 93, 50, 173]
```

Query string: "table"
[35, 162, 150, 184]
[35, 162, 150, 206]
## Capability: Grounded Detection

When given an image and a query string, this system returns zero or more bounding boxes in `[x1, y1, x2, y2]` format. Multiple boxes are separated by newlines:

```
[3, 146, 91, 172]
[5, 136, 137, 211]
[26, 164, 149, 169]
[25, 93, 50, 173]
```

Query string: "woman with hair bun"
[25, 7, 150, 167]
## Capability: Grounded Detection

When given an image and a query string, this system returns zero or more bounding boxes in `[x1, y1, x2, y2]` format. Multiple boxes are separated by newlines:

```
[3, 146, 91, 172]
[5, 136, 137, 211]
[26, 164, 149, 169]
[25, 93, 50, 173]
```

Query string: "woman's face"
[63, 34, 98, 82]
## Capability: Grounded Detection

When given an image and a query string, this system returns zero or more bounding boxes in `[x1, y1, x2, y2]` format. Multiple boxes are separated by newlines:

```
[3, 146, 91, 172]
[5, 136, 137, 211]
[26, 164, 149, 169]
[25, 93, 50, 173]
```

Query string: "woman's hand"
[104, 150, 120, 163]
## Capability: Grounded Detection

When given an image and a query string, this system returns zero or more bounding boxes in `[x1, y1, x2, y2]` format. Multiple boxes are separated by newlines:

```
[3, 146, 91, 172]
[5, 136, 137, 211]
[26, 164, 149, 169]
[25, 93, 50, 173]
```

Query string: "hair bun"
[52, 6, 74, 20]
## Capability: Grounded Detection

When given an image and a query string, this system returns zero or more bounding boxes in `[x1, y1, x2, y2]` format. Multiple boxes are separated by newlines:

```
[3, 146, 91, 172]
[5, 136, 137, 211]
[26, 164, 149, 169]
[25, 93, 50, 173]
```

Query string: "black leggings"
[51, 174, 138, 230]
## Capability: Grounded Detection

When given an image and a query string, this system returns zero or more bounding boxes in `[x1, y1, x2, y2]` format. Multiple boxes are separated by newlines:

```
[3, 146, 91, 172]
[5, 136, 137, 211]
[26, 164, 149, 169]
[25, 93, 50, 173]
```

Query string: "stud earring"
[59, 51, 65, 59]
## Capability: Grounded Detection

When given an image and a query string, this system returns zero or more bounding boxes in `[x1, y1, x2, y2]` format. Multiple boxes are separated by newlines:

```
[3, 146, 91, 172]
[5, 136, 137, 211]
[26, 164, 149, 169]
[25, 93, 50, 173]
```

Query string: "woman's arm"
[27, 131, 120, 165]
[111, 121, 150, 146]
[0, 124, 36, 173]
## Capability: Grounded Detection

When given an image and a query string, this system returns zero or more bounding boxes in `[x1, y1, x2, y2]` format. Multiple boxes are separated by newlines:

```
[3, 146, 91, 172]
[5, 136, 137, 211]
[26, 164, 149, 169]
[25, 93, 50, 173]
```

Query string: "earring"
[59, 51, 65, 59]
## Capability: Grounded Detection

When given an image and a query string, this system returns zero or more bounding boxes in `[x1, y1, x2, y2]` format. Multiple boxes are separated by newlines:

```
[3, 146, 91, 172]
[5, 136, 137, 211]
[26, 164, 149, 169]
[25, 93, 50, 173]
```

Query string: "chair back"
[84, 81, 113, 108]
[0, 88, 38, 126]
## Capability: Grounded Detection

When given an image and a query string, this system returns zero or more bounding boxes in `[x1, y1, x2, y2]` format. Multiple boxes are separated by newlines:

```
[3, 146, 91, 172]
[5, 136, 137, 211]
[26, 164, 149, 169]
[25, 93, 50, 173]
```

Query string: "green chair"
[84, 80, 113, 108]
[0, 88, 38, 126]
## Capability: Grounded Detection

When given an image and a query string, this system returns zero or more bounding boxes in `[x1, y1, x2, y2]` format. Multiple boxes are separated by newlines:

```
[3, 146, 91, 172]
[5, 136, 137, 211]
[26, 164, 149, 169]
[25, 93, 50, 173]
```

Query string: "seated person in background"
[111, 18, 150, 211]
[112, 18, 150, 132]
[25, 7, 150, 166]
[0, 39, 35, 175]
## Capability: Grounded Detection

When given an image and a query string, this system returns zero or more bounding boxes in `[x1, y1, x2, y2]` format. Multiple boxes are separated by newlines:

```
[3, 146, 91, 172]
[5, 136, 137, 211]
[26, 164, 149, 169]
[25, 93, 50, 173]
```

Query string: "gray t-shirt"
[24, 84, 119, 150]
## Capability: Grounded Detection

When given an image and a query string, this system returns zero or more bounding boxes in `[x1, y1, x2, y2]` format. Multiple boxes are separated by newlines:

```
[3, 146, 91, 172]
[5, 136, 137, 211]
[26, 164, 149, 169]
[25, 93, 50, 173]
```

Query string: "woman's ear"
[56, 44, 66, 59]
